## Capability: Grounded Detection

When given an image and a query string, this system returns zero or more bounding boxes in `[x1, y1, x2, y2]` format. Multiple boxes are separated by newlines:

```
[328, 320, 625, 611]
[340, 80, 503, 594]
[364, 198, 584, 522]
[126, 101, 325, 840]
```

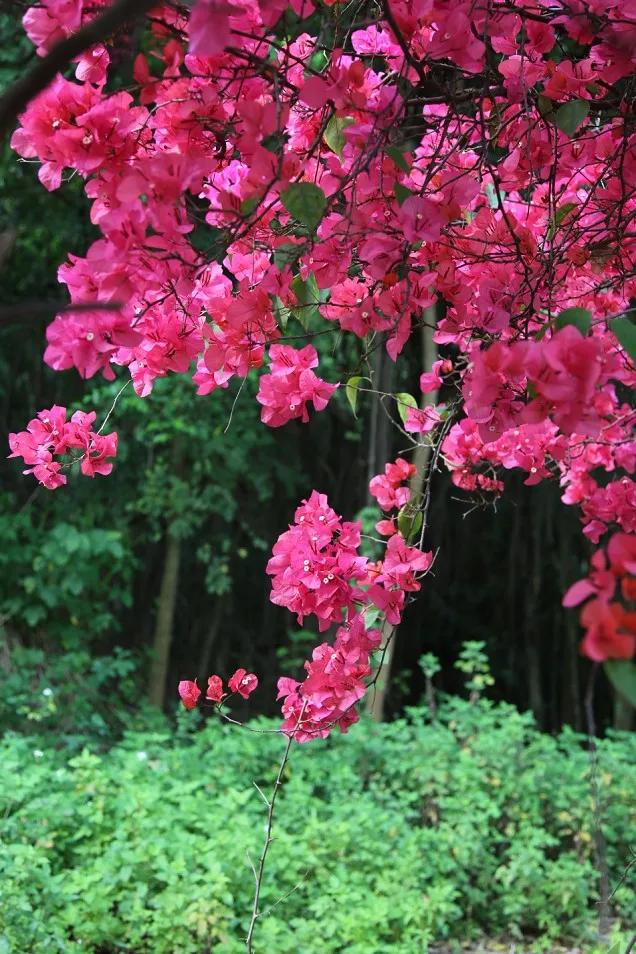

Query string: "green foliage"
[553, 99, 590, 136]
[0, 646, 158, 746]
[455, 640, 496, 700]
[419, 652, 441, 680]
[1, 698, 634, 952]
[0, 496, 135, 646]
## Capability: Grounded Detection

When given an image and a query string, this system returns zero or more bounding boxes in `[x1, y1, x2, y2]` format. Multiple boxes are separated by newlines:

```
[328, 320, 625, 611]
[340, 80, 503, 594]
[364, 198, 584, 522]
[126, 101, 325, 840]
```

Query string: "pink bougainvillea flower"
[228, 668, 258, 698]
[178, 679, 201, 709]
[206, 674, 224, 702]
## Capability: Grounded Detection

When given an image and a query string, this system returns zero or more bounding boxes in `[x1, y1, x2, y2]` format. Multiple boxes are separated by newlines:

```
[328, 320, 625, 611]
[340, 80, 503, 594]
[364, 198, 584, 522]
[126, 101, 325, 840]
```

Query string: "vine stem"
[245, 701, 307, 953]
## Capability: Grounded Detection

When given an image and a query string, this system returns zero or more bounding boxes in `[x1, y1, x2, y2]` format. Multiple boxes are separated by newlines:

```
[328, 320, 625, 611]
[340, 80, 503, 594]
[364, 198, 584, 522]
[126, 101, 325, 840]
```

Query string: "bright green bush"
[0, 699, 634, 953]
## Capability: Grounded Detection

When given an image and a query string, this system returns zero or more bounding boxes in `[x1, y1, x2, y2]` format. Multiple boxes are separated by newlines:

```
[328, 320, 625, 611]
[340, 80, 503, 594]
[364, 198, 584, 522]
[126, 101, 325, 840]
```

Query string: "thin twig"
[245, 701, 307, 953]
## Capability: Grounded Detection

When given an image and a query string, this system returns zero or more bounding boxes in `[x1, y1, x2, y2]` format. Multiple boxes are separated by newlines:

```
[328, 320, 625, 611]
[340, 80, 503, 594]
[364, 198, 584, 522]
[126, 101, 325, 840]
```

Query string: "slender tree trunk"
[559, 511, 582, 730]
[198, 598, 226, 686]
[367, 310, 438, 721]
[613, 693, 634, 731]
[526, 492, 545, 727]
[366, 345, 395, 500]
[148, 531, 182, 708]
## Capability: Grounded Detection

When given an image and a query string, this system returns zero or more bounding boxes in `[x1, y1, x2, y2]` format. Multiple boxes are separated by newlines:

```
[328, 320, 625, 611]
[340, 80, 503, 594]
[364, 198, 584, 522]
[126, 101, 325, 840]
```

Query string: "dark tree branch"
[0, 300, 122, 326]
[0, 0, 156, 141]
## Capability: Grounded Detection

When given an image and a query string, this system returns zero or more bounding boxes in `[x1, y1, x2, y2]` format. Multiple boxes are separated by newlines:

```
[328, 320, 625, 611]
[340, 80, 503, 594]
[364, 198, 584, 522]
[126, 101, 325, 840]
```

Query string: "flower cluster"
[266, 491, 368, 630]
[256, 344, 338, 427]
[277, 614, 381, 742]
[8, 0, 636, 686]
[369, 457, 416, 511]
[178, 668, 258, 710]
[562, 534, 636, 661]
[271, 487, 434, 737]
[8, 406, 117, 489]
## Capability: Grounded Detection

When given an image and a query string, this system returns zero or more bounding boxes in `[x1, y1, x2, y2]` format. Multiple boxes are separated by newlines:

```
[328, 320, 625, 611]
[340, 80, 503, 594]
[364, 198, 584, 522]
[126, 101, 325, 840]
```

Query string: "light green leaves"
[281, 182, 327, 230]
[323, 115, 355, 158]
[395, 392, 418, 424]
[345, 376, 366, 416]
[397, 505, 422, 543]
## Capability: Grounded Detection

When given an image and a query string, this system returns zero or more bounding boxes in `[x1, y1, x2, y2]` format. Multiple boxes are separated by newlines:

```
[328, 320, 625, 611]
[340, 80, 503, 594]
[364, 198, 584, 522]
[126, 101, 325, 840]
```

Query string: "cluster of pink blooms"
[277, 614, 381, 742]
[562, 534, 636, 663]
[462, 327, 632, 442]
[269, 490, 432, 739]
[178, 668, 258, 709]
[256, 344, 337, 427]
[7, 0, 636, 711]
[8, 405, 117, 489]
[369, 457, 416, 512]
[266, 491, 369, 631]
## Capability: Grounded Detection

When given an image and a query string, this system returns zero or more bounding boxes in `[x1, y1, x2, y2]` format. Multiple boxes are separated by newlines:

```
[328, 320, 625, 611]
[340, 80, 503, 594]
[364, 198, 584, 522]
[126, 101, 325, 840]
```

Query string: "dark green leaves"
[604, 660, 636, 708]
[281, 182, 327, 230]
[612, 316, 636, 365]
[537, 96, 589, 136]
[555, 307, 592, 335]
[553, 100, 590, 136]
[290, 273, 321, 329]
[386, 146, 411, 173]
[394, 182, 413, 206]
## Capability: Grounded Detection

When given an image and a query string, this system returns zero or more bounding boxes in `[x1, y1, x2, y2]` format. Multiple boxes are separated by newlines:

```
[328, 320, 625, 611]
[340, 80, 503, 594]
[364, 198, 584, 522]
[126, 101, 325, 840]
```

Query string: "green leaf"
[394, 183, 413, 206]
[395, 392, 418, 424]
[536, 94, 554, 120]
[281, 183, 327, 230]
[397, 505, 422, 543]
[345, 376, 366, 416]
[290, 273, 321, 329]
[555, 307, 591, 335]
[272, 295, 291, 332]
[273, 242, 301, 271]
[386, 146, 411, 173]
[323, 115, 355, 158]
[554, 99, 589, 136]
[240, 195, 260, 216]
[612, 316, 636, 365]
[604, 660, 636, 708]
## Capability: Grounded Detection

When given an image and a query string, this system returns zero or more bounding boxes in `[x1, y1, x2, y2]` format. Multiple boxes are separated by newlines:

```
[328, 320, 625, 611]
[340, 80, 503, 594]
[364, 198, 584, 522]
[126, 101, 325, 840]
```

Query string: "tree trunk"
[148, 531, 182, 708]
[367, 309, 438, 721]
[198, 598, 226, 686]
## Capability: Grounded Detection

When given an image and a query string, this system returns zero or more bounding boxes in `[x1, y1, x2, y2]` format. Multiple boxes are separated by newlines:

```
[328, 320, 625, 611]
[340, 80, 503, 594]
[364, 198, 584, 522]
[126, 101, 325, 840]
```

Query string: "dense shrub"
[1, 698, 634, 953]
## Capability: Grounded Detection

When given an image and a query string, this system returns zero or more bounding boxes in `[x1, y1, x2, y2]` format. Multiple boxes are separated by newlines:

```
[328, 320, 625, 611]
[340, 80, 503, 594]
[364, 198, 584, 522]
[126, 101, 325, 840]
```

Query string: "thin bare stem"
[245, 702, 307, 953]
